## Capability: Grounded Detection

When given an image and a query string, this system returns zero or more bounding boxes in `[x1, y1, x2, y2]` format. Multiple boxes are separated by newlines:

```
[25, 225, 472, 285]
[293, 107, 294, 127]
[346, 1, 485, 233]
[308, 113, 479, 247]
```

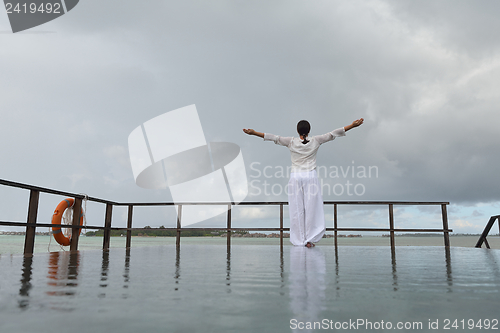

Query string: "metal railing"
[0, 178, 452, 254]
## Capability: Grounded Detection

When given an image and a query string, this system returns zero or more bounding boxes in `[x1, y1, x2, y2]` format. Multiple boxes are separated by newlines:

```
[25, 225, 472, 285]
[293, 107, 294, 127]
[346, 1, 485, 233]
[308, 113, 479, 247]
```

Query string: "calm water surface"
[0, 243, 499, 333]
[0, 235, 499, 254]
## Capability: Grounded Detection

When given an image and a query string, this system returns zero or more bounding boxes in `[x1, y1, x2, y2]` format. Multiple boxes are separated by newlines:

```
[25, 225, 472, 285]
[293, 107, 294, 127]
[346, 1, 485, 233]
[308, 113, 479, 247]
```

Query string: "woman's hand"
[243, 128, 265, 138]
[344, 118, 364, 132]
[351, 118, 364, 127]
[243, 128, 256, 135]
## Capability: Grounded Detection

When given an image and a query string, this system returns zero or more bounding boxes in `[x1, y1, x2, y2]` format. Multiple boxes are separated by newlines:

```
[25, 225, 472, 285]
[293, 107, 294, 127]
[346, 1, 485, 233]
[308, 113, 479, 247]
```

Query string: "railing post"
[23, 190, 39, 255]
[475, 215, 498, 248]
[334, 203, 338, 248]
[69, 197, 82, 251]
[103, 203, 113, 250]
[441, 204, 450, 247]
[483, 238, 491, 249]
[227, 204, 231, 247]
[389, 204, 395, 249]
[126, 205, 133, 248]
[176, 205, 182, 247]
[280, 204, 283, 248]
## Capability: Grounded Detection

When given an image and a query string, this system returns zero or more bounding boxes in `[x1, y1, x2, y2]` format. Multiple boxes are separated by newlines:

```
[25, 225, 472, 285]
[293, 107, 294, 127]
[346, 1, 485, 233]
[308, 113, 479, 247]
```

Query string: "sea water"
[1, 234, 499, 254]
[0, 243, 499, 333]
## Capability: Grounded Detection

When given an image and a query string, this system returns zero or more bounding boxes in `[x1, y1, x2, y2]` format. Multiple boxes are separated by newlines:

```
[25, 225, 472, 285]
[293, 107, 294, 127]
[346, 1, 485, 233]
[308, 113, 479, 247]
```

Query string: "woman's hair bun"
[297, 120, 310, 144]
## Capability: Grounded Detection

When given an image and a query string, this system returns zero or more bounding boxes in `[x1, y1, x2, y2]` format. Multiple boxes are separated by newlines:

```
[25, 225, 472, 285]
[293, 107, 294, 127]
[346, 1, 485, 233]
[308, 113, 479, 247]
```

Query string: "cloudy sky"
[1, 0, 499, 235]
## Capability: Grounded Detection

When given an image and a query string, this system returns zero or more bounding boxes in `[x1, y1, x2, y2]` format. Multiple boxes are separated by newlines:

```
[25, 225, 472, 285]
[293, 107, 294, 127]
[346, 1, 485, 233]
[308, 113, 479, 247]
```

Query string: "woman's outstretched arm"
[243, 128, 265, 138]
[344, 118, 364, 132]
[246, 129, 293, 147]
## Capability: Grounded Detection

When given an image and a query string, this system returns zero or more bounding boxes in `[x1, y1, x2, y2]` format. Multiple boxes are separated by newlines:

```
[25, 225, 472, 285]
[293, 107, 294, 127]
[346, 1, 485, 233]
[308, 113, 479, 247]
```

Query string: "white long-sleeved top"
[263, 127, 346, 172]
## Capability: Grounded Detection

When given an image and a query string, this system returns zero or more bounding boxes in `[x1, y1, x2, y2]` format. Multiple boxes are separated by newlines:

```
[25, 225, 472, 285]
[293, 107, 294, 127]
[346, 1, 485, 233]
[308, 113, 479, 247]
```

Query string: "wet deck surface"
[1, 245, 499, 332]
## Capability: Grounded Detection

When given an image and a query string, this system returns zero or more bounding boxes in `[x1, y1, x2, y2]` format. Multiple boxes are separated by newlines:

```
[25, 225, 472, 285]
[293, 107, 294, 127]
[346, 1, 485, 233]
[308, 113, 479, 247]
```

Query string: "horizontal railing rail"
[0, 179, 118, 205]
[0, 178, 452, 254]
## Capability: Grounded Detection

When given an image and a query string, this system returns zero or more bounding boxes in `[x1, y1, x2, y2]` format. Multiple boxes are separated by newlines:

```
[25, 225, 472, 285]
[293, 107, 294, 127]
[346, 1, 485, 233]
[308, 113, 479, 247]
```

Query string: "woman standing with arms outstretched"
[243, 118, 364, 247]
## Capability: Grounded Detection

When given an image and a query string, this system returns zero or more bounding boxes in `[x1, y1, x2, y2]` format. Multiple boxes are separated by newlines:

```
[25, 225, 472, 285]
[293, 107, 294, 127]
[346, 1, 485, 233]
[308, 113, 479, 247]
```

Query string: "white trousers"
[288, 170, 326, 246]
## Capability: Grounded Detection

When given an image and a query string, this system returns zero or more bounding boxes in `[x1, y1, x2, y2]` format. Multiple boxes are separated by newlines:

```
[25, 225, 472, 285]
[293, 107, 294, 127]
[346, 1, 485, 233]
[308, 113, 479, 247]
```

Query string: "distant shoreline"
[1, 233, 498, 237]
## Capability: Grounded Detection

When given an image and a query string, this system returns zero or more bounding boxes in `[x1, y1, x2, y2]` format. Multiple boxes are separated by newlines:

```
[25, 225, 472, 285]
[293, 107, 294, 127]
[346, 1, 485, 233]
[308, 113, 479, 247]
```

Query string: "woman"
[243, 118, 364, 247]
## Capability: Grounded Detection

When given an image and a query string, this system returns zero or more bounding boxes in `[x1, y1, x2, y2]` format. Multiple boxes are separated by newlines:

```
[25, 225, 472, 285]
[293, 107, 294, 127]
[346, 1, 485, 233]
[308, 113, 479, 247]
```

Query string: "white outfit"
[264, 128, 346, 246]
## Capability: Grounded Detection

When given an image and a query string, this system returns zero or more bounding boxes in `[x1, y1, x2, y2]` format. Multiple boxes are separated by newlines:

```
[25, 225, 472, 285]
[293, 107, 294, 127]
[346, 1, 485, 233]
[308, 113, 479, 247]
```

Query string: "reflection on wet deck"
[4, 245, 500, 333]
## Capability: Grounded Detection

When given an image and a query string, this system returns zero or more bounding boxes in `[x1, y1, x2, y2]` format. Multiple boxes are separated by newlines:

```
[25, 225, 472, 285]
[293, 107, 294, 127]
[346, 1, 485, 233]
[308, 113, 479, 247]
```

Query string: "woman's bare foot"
[306, 242, 314, 248]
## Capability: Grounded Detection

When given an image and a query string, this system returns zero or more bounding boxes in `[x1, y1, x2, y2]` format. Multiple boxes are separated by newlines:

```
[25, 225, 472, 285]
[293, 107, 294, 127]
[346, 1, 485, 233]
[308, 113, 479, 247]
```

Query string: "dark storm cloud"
[1, 0, 500, 231]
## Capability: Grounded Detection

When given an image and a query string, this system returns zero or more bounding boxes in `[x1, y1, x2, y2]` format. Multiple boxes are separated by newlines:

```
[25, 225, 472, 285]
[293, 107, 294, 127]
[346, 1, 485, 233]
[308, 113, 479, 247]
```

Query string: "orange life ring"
[51, 198, 83, 246]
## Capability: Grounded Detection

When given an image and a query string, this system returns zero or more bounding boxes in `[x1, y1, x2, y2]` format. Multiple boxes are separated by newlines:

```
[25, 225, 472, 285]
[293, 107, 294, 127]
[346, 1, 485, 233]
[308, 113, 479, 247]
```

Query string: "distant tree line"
[84, 226, 248, 237]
